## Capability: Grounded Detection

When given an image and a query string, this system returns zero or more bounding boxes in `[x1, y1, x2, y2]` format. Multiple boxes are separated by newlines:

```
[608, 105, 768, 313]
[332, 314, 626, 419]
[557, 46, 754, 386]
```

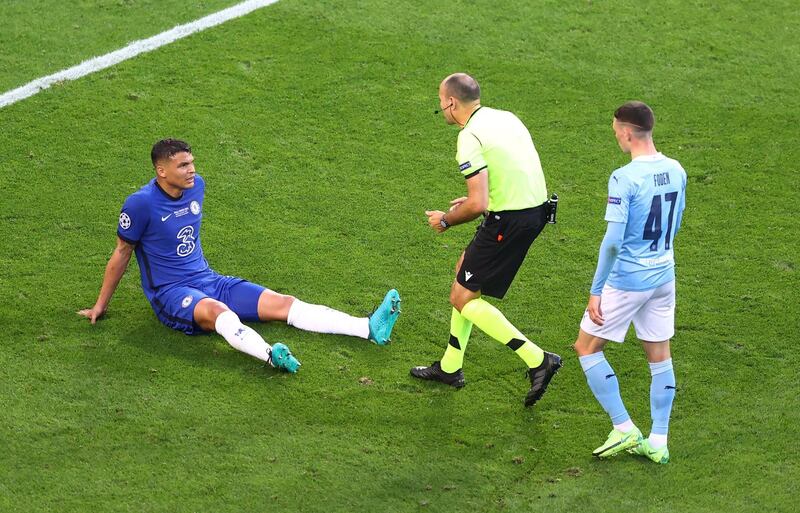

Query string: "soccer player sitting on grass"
[79, 139, 401, 372]
[574, 102, 686, 464]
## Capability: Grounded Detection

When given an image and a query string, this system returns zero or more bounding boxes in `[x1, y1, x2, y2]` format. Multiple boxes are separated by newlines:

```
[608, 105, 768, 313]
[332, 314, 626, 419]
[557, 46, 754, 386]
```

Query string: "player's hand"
[449, 197, 467, 212]
[78, 305, 107, 325]
[425, 210, 448, 233]
[587, 295, 604, 326]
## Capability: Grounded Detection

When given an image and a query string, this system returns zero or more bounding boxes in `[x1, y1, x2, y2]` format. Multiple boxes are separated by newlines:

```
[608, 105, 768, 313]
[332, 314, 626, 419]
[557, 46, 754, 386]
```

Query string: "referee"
[411, 73, 562, 407]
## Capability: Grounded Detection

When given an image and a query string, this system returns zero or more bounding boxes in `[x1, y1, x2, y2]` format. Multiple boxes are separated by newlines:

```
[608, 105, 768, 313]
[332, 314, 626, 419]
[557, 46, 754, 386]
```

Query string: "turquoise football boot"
[269, 343, 300, 373]
[368, 289, 401, 345]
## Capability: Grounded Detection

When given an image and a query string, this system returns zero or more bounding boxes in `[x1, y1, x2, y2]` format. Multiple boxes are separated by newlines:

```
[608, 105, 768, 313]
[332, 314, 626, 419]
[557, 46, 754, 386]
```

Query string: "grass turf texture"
[0, 0, 245, 93]
[1, 0, 798, 512]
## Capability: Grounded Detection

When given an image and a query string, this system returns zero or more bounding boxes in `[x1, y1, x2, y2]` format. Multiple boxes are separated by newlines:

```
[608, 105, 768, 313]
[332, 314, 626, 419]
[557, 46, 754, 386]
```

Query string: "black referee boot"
[410, 361, 465, 388]
[524, 352, 562, 407]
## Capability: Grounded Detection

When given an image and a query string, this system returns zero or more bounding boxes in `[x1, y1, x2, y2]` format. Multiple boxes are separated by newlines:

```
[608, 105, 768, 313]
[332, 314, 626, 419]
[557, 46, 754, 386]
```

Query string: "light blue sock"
[649, 358, 676, 436]
[579, 352, 630, 426]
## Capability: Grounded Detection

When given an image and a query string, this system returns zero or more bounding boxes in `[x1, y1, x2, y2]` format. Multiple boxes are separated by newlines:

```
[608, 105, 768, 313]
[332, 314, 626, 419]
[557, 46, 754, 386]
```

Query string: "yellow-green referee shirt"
[456, 107, 548, 212]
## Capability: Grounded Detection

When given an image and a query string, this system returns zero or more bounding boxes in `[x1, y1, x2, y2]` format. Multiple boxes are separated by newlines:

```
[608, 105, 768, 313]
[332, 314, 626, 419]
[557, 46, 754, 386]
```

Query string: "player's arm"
[78, 236, 135, 324]
[674, 174, 687, 236]
[426, 170, 488, 233]
[586, 221, 625, 325]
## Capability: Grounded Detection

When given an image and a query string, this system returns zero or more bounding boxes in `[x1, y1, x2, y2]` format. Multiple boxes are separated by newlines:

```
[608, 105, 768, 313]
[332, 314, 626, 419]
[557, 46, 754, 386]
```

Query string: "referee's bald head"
[441, 73, 481, 103]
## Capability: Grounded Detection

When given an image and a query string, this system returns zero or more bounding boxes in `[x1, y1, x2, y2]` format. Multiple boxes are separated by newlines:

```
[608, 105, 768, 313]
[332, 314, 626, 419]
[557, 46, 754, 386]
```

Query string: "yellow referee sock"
[440, 308, 473, 373]
[460, 298, 544, 368]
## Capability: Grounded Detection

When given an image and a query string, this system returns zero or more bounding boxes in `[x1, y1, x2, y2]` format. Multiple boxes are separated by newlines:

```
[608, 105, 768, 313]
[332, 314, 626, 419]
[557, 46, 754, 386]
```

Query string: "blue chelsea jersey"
[605, 153, 687, 291]
[117, 175, 210, 297]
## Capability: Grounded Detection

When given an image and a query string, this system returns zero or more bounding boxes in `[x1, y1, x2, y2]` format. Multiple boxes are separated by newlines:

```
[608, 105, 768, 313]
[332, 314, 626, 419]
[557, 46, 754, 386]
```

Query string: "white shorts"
[580, 281, 675, 343]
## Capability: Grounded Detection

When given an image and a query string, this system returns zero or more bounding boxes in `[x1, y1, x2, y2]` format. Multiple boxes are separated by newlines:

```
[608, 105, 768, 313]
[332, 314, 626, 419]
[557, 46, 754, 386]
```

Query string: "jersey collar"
[463, 106, 483, 128]
[154, 179, 184, 201]
[632, 152, 665, 162]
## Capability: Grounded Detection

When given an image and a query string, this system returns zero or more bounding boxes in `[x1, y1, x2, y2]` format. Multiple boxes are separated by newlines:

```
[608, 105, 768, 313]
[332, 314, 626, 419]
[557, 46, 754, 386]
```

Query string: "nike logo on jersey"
[161, 214, 172, 222]
[464, 271, 473, 281]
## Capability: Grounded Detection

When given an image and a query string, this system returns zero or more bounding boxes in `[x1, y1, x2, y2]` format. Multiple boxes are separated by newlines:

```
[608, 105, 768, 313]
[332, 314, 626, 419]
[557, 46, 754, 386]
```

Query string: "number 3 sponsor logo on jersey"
[176, 225, 196, 257]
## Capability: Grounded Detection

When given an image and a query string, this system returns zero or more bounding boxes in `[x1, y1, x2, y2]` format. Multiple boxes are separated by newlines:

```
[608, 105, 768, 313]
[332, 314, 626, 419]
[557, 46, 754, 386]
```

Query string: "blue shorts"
[150, 272, 266, 335]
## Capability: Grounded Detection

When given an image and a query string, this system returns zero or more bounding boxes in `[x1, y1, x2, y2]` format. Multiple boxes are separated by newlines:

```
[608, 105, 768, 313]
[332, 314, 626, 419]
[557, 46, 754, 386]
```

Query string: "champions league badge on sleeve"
[119, 213, 132, 230]
[181, 296, 193, 308]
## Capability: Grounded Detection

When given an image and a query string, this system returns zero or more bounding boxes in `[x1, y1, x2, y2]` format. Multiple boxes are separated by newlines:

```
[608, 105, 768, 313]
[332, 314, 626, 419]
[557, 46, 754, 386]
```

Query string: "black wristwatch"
[440, 215, 450, 229]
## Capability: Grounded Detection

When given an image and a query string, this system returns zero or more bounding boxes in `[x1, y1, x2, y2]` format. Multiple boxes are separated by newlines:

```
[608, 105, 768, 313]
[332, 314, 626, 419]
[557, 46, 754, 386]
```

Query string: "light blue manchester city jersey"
[605, 153, 687, 291]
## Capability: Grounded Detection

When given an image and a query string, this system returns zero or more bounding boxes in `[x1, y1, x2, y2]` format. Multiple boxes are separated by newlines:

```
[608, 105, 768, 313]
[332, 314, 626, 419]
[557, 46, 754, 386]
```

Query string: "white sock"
[215, 310, 273, 364]
[648, 433, 668, 449]
[287, 299, 370, 339]
[614, 419, 636, 433]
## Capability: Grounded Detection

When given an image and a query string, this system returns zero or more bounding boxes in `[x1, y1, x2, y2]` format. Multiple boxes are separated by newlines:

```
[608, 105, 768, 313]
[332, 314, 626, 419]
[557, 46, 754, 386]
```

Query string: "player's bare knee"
[449, 289, 467, 311]
[449, 290, 459, 309]
[195, 298, 230, 331]
[642, 340, 671, 362]
[257, 290, 297, 322]
[268, 292, 294, 309]
[573, 338, 589, 356]
[574, 330, 606, 356]
[279, 294, 296, 313]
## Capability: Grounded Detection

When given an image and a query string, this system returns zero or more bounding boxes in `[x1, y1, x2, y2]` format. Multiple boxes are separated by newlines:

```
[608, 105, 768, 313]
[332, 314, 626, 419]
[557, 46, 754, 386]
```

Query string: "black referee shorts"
[457, 203, 548, 299]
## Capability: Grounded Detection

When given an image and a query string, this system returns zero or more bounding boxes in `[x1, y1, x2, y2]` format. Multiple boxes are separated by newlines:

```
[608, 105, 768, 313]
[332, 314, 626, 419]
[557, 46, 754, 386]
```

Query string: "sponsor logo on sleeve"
[119, 213, 131, 230]
[459, 161, 472, 171]
[608, 196, 622, 205]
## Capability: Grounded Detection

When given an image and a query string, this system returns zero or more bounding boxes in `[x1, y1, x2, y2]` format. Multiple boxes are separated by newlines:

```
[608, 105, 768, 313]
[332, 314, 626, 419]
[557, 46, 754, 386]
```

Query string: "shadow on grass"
[113, 318, 274, 376]
[111, 315, 384, 379]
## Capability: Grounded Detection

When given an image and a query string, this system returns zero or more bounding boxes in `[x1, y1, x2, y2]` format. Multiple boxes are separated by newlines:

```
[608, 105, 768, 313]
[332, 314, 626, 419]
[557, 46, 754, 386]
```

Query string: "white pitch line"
[0, 0, 280, 109]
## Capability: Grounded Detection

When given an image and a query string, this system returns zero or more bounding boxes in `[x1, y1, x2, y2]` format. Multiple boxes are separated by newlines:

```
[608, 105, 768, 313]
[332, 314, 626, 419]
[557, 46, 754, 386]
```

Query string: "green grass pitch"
[1, 1, 798, 511]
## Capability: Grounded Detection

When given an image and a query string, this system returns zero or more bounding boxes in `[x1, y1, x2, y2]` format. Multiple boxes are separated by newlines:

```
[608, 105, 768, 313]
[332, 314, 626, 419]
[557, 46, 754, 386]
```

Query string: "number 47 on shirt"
[643, 192, 679, 251]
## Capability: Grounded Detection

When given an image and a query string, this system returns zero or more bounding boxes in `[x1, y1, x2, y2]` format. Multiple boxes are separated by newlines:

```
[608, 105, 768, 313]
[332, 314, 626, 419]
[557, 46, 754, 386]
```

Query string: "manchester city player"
[410, 73, 561, 407]
[79, 139, 401, 373]
[574, 102, 686, 463]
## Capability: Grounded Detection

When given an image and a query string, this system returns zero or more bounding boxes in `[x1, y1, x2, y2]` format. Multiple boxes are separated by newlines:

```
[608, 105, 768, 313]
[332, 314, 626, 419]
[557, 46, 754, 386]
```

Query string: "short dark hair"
[443, 73, 481, 102]
[614, 101, 654, 132]
[151, 139, 192, 167]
